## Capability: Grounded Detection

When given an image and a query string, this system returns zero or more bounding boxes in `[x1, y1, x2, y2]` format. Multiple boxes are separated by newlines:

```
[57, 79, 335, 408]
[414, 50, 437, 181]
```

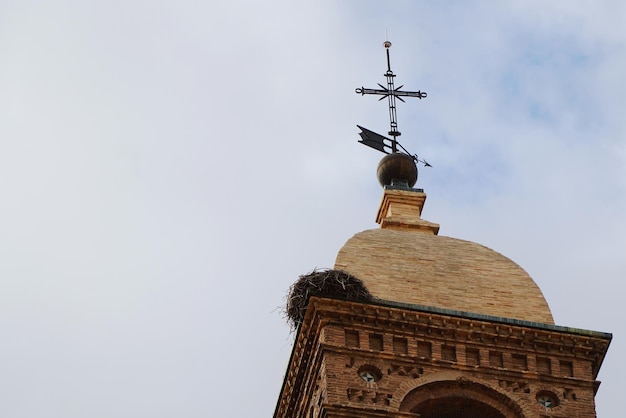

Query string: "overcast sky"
[1, 1, 624, 417]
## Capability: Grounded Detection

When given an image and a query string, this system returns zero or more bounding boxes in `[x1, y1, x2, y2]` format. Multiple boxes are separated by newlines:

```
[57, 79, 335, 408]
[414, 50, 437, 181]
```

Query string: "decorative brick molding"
[274, 297, 610, 418]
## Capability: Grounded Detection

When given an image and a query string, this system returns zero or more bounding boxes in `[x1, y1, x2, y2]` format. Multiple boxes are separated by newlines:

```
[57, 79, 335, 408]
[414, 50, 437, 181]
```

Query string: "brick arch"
[394, 372, 527, 418]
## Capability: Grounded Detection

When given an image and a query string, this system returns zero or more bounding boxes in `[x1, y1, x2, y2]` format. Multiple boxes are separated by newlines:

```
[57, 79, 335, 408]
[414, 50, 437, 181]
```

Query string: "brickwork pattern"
[335, 228, 555, 324]
[274, 297, 610, 418]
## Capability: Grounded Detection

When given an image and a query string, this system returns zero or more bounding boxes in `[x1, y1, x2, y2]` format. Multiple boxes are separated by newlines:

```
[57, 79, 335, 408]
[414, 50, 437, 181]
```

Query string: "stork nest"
[285, 269, 372, 330]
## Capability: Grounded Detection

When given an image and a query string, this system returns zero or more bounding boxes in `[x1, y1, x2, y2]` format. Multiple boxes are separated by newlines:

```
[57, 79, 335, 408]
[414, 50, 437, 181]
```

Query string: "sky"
[0, 1, 624, 417]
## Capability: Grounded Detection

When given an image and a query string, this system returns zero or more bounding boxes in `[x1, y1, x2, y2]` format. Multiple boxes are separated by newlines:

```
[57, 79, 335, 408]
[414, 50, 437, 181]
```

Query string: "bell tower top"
[274, 41, 611, 418]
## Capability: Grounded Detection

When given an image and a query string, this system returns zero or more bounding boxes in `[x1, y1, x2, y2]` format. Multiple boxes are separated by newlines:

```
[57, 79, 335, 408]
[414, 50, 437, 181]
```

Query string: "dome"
[334, 228, 554, 324]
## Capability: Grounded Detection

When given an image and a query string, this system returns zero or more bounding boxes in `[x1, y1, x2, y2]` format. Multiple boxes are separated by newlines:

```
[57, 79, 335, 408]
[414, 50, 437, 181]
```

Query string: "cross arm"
[394, 90, 427, 99]
[355, 87, 427, 99]
[355, 87, 388, 96]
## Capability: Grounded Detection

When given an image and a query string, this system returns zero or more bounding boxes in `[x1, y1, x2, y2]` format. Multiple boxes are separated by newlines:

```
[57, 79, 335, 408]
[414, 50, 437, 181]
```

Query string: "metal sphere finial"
[377, 153, 418, 188]
[383, 40, 392, 49]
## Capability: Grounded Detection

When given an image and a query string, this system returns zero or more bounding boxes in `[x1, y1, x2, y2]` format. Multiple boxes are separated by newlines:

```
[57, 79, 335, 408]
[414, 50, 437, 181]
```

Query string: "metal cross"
[356, 41, 427, 152]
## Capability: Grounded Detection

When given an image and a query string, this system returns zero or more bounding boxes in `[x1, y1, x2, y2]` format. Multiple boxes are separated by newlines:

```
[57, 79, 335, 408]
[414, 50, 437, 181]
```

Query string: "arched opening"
[399, 379, 524, 418]
[411, 396, 505, 418]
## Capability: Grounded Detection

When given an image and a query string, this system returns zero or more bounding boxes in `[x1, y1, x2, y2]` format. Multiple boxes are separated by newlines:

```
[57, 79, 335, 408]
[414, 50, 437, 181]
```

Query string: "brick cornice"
[274, 296, 611, 418]
[310, 297, 610, 376]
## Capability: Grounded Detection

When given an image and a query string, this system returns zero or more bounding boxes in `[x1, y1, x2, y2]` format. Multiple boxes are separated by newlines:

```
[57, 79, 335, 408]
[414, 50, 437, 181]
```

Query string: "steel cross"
[356, 41, 426, 152]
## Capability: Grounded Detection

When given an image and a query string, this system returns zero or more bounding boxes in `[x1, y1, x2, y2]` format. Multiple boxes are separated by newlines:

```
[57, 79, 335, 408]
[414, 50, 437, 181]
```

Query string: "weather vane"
[356, 41, 431, 182]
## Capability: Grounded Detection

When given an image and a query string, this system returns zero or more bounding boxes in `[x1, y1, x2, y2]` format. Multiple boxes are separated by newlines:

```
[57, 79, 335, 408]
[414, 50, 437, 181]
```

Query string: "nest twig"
[285, 269, 371, 330]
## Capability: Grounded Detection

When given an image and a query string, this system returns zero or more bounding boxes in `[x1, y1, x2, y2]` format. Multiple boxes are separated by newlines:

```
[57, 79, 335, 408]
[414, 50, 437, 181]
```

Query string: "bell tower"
[274, 42, 611, 418]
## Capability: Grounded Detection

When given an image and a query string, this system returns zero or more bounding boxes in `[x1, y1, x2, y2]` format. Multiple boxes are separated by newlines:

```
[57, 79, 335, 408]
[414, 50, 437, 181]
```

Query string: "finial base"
[375, 187, 440, 234]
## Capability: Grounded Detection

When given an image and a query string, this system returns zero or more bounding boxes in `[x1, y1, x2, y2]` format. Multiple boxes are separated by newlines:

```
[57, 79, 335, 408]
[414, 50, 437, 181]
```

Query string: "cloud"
[0, 1, 624, 417]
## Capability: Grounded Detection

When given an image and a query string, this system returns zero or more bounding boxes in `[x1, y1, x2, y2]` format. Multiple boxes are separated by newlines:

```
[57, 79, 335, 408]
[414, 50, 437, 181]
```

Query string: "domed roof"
[334, 228, 554, 324]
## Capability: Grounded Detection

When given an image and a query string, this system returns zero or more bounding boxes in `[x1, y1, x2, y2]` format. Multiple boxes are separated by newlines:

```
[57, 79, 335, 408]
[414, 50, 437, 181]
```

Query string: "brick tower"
[274, 42, 611, 418]
[274, 185, 611, 418]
